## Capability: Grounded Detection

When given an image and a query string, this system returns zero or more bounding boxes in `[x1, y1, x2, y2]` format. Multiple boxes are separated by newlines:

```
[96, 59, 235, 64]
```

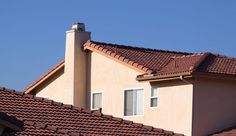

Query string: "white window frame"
[123, 88, 144, 117]
[150, 87, 158, 108]
[91, 91, 103, 111]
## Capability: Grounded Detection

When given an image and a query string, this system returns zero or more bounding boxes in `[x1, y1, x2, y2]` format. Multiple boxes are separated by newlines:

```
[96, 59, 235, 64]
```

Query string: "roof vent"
[72, 22, 85, 31]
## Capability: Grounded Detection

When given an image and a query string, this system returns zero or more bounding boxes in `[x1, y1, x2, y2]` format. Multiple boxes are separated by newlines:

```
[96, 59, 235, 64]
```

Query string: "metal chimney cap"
[72, 22, 85, 31]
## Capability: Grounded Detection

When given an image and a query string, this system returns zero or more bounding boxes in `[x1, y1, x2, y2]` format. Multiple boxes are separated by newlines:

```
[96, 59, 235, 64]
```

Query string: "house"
[24, 22, 236, 136]
[0, 86, 183, 136]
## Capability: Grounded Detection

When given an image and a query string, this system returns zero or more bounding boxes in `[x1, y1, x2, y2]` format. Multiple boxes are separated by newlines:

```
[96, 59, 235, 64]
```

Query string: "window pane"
[92, 93, 102, 109]
[124, 90, 134, 116]
[151, 98, 157, 107]
[151, 87, 157, 97]
[124, 89, 143, 116]
[135, 89, 143, 115]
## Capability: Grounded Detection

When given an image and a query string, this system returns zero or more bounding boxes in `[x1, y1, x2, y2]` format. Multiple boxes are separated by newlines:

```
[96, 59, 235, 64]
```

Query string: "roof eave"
[24, 61, 65, 94]
[136, 72, 192, 82]
[137, 72, 236, 82]
[83, 42, 152, 74]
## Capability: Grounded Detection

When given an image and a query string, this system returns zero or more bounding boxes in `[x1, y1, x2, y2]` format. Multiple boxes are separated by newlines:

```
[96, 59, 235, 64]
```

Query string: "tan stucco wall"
[35, 68, 74, 104]
[36, 29, 90, 108]
[89, 51, 193, 136]
[192, 78, 236, 136]
[64, 30, 90, 108]
[153, 81, 193, 136]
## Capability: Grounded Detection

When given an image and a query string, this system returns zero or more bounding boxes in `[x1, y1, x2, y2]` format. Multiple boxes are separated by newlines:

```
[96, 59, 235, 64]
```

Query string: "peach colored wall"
[35, 68, 74, 104]
[152, 81, 193, 136]
[36, 27, 90, 107]
[64, 29, 90, 108]
[89, 51, 193, 136]
[192, 78, 236, 136]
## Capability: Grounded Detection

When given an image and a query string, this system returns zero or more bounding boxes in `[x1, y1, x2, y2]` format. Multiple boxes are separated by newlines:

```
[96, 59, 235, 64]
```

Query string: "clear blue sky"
[0, 1, 236, 91]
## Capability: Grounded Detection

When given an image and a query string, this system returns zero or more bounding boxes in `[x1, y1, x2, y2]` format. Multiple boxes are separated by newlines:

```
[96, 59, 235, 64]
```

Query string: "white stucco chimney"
[65, 22, 91, 108]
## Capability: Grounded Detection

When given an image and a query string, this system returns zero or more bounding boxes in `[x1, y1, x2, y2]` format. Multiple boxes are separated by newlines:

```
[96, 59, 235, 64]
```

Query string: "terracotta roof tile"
[198, 54, 236, 75]
[84, 40, 191, 73]
[0, 112, 23, 132]
[0, 87, 183, 136]
[25, 40, 236, 93]
[155, 53, 210, 76]
[84, 41, 236, 79]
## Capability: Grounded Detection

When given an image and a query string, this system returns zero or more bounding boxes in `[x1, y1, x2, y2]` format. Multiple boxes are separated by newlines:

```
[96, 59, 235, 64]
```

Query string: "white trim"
[150, 86, 158, 108]
[123, 87, 144, 117]
[90, 91, 103, 111]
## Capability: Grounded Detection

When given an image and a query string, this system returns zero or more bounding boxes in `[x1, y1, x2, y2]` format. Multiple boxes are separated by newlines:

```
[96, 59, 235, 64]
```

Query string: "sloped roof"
[197, 54, 236, 75]
[85, 41, 236, 81]
[84, 40, 191, 73]
[0, 112, 23, 132]
[25, 40, 236, 93]
[0, 87, 183, 136]
[143, 53, 209, 76]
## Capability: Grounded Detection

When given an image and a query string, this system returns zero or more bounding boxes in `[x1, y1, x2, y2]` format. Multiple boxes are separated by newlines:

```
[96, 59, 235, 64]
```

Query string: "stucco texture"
[192, 78, 236, 136]
[90, 51, 193, 135]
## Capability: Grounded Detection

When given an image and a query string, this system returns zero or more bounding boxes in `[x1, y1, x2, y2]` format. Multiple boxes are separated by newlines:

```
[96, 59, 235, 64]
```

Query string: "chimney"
[64, 22, 91, 107]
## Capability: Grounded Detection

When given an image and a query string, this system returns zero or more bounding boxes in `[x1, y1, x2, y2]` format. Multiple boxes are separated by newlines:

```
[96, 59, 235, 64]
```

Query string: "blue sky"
[0, 1, 236, 91]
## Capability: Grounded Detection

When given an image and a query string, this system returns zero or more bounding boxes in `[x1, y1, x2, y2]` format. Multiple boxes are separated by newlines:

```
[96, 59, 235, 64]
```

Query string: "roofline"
[136, 72, 192, 82]
[84, 41, 153, 74]
[25, 40, 156, 94]
[24, 60, 65, 94]
[137, 71, 236, 82]
[88, 40, 192, 55]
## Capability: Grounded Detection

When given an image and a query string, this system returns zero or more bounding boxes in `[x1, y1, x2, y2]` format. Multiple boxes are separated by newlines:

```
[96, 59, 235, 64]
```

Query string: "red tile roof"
[154, 53, 209, 76]
[0, 112, 23, 132]
[197, 54, 236, 75]
[25, 40, 236, 93]
[83, 41, 236, 81]
[84, 40, 191, 74]
[0, 87, 183, 136]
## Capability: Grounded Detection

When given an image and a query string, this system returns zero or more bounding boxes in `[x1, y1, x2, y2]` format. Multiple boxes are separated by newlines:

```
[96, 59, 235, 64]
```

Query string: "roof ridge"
[189, 53, 211, 72]
[88, 40, 192, 55]
[172, 52, 208, 59]
[169, 52, 211, 72]
[0, 86, 183, 136]
[211, 53, 236, 61]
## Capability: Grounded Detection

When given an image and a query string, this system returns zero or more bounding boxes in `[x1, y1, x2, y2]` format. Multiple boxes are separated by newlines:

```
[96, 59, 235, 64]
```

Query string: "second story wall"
[192, 78, 236, 136]
[35, 68, 74, 104]
[89, 51, 193, 136]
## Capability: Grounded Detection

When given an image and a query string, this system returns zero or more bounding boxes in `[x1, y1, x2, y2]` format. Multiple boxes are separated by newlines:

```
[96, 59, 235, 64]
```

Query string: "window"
[91, 92, 102, 110]
[124, 89, 143, 116]
[150, 87, 158, 107]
